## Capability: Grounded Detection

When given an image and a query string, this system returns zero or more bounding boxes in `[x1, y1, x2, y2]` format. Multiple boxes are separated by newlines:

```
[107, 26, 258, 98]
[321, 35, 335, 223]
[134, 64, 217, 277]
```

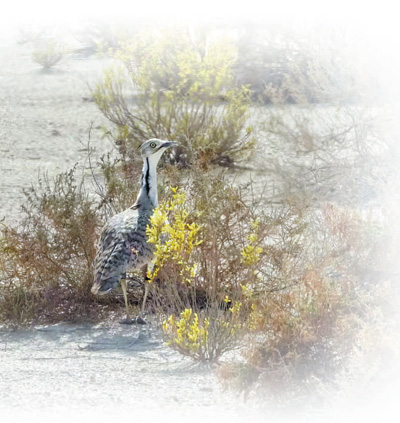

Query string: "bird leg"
[141, 281, 150, 316]
[121, 278, 129, 317]
[141, 261, 156, 315]
[132, 266, 150, 325]
[119, 278, 134, 324]
[120, 266, 151, 325]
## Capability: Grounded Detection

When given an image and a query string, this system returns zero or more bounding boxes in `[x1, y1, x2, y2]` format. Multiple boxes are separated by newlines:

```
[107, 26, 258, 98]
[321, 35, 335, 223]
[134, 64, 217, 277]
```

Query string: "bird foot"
[119, 317, 136, 325]
[134, 315, 147, 325]
[119, 316, 147, 325]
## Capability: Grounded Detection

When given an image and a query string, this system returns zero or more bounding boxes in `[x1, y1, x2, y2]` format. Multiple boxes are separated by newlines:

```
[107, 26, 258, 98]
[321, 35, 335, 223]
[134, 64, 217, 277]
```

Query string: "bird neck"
[135, 156, 159, 211]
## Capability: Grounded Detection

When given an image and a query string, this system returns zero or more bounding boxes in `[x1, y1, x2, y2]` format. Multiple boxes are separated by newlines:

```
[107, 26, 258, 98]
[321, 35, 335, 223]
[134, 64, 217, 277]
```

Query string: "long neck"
[135, 156, 159, 211]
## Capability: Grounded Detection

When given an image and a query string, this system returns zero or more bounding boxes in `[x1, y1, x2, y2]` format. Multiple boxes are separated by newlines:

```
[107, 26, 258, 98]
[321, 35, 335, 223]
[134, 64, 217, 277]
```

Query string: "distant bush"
[234, 24, 359, 104]
[31, 39, 65, 69]
[93, 29, 255, 170]
[246, 106, 390, 210]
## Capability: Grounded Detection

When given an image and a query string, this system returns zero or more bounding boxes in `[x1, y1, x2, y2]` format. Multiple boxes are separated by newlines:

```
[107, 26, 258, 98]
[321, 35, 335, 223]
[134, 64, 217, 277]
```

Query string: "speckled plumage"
[91, 139, 178, 299]
[92, 207, 154, 294]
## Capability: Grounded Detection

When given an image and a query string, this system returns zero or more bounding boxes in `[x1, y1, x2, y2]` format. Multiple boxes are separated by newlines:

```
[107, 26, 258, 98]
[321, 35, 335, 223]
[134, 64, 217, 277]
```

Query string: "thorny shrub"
[146, 184, 249, 361]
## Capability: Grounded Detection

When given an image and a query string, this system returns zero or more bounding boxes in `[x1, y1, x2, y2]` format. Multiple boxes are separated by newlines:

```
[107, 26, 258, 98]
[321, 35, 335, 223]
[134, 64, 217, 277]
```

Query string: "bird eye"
[150, 142, 157, 148]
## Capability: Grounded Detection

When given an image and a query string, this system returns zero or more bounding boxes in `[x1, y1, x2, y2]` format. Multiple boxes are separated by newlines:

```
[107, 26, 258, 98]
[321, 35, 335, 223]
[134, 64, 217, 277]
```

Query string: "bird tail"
[92, 240, 133, 296]
[91, 279, 117, 295]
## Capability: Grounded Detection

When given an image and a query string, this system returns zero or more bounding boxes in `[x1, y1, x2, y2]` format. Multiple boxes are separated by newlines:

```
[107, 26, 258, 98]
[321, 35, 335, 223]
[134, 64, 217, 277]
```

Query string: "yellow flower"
[229, 301, 242, 314]
[241, 219, 263, 266]
[146, 188, 202, 284]
[163, 308, 209, 356]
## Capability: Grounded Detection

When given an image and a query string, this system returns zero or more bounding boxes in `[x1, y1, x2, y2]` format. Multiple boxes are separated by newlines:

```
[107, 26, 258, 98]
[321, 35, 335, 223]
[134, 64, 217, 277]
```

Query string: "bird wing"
[92, 209, 140, 294]
[93, 240, 133, 293]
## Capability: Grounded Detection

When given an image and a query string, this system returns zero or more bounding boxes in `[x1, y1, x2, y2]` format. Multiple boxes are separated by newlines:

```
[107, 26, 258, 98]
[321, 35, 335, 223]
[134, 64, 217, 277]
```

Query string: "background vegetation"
[31, 38, 66, 69]
[1, 20, 398, 405]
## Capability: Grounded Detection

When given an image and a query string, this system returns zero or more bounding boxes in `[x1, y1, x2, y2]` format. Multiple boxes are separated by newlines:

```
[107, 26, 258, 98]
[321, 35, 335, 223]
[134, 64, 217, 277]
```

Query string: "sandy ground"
[1, 322, 398, 423]
[0, 29, 111, 223]
[0, 323, 272, 423]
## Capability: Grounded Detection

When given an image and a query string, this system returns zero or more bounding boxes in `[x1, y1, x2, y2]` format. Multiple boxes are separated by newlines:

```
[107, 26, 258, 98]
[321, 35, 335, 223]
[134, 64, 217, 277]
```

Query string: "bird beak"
[161, 140, 179, 149]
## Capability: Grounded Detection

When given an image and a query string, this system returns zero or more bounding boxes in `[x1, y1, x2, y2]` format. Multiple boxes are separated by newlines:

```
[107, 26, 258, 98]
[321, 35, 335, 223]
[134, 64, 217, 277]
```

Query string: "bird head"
[140, 139, 179, 160]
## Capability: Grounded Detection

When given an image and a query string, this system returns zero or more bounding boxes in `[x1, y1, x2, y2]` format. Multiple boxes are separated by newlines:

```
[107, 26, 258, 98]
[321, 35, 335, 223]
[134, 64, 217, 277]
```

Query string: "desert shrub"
[140, 167, 391, 401]
[163, 304, 245, 362]
[0, 167, 106, 325]
[143, 174, 322, 363]
[251, 106, 388, 208]
[31, 38, 65, 69]
[234, 24, 359, 104]
[145, 184, 252, 361]
[92, 28, 255, 169]
[141, 178, 249, 360]
[216, 201, 395, 401]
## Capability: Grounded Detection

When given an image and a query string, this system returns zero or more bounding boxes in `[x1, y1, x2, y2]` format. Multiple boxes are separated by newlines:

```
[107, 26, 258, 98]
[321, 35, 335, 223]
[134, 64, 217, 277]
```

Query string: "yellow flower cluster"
[241, 219, 263, 266]
[146, 189, 202, 283]
[163, 308, 209, 356]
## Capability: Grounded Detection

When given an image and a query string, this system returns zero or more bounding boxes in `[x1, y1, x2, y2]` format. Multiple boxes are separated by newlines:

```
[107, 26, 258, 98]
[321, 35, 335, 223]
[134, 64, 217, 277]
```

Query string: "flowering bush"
[163, 300, 245, 362]
[163, 308, 210, 360]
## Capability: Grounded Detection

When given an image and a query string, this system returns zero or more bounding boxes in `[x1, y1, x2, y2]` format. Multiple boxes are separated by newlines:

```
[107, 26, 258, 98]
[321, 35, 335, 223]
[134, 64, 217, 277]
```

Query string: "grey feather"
[92, 208, 152, 294]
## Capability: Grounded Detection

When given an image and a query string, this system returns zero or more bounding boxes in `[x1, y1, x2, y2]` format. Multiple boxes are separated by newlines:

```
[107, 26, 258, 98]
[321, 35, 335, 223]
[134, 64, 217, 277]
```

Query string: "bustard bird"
[91, 139, 178, 323]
